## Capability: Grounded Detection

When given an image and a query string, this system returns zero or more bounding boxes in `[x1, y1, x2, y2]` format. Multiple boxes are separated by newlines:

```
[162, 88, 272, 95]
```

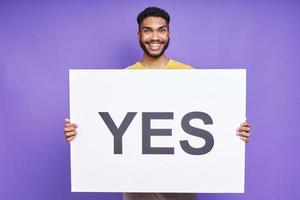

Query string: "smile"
[147, 43, 162, 51]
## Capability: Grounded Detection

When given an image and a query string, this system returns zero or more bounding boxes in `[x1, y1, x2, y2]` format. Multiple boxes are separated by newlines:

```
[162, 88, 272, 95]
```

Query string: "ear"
[137, 31, 141, 41]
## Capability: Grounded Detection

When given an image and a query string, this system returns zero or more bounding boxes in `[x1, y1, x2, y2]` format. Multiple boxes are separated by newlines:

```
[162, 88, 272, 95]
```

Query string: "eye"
[143, 29, 151, 33]
[159, 28, 167, 33]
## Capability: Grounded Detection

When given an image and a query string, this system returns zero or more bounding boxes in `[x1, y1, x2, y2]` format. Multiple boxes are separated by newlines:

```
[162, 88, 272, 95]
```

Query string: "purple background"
[1, 0, 300, 200]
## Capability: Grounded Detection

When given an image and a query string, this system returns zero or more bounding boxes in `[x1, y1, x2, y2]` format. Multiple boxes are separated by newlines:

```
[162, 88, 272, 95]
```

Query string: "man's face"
[138, 17, 170, 58]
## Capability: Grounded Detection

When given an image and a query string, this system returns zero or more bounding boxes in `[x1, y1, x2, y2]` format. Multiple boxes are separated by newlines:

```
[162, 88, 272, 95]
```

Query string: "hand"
[64, 118, 78, 143]
[236, 121, 251, 143]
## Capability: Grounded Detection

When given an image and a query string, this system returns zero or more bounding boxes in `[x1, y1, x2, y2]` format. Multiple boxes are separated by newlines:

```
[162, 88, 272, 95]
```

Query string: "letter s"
[180, 111, 214, 155]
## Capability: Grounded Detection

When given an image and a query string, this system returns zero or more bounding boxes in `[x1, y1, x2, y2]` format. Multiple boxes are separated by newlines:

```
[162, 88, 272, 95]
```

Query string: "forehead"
[140, 16, 168, 29]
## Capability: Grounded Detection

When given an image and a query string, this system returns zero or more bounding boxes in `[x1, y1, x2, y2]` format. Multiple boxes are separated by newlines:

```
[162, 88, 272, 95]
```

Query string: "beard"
[139, 38, 170, 58]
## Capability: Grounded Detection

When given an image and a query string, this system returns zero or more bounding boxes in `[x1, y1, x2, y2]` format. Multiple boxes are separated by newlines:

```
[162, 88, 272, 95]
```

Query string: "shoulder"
[126, 62, 145, 69]
[167, 59, 193, 69]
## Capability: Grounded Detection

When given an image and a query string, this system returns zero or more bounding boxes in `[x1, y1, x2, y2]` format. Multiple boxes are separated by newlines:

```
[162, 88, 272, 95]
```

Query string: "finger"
[238, 131, 250, 137]
[240, 136, 249, 143]
[65, 131, 77, 137]
[237, 126, 251, 132]
[64, 127, 76, 132]
[240, 121, 251, 127]
[65, 119, 78, 128]
[66, 123, 78, 128]
[67, 136, 76, 143]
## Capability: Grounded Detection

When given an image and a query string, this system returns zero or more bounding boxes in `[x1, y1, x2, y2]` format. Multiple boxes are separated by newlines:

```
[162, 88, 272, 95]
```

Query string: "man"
[127, 7, 192, 70]
[64, 7, 251, 200]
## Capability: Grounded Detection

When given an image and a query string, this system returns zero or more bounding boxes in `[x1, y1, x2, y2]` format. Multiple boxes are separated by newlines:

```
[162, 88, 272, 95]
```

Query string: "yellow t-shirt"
[124, 59, 195, 200]
[126, 59, 192, 69]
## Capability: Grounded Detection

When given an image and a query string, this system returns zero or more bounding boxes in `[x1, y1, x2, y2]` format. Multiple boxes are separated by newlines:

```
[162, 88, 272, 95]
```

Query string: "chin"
[150, 52, 162, 56]
[147, 49, 164, 57]
[148, 53, 163, 58]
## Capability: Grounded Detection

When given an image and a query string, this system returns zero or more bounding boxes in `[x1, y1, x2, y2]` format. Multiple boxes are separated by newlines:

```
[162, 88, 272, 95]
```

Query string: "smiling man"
[64, 6, 251, 200]
[127, 7, 192, 70]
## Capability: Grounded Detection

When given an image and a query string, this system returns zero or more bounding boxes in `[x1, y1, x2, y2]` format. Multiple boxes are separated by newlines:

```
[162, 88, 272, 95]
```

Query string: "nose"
[150, 31, 160, 40]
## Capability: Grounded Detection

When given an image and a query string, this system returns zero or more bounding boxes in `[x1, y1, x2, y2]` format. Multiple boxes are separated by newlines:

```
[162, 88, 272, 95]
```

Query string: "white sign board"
[69, 69, 246, 193]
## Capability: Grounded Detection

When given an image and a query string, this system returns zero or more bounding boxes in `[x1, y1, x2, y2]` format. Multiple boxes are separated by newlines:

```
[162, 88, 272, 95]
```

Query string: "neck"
[141, 54, 169, 69]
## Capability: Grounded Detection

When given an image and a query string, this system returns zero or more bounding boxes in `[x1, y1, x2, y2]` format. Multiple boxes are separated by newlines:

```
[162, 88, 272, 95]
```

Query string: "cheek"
[161, 33, 169, 41]
[138, 33, 145, 42]
[141, 35, 151, 42]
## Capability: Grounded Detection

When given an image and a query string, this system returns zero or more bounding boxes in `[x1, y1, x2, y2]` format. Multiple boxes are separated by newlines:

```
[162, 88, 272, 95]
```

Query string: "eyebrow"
[141, 25, 168, 30]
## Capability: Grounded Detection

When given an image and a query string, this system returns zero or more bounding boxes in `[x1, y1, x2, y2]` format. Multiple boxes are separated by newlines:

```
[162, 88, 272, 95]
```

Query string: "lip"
[147, 42, 163, 51]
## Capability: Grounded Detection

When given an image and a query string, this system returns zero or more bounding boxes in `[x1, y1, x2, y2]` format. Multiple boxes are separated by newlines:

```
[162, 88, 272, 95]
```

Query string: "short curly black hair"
[137, 7, 170, 29]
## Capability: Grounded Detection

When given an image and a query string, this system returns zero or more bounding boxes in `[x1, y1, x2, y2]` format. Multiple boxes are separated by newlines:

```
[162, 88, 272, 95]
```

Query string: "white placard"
[69, 69, 246, 193]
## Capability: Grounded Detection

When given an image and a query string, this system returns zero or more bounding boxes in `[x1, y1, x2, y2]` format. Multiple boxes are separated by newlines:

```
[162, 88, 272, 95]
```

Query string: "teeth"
[148, 43, 161, 50]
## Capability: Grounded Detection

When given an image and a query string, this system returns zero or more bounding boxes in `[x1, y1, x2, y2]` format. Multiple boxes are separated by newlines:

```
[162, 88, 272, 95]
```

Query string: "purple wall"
[1, 0, 300, 200]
